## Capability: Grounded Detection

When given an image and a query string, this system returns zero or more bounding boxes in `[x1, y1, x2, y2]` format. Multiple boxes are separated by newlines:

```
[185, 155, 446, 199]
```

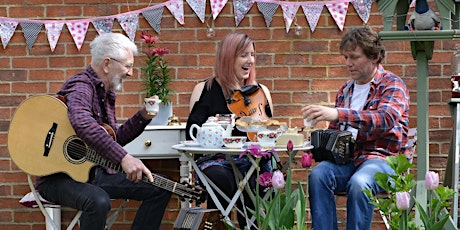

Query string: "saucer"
[180, 141, 201, 147]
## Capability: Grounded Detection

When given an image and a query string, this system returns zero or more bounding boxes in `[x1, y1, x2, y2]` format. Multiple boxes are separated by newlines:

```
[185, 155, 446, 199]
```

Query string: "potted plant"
[140, 31, 173, 125]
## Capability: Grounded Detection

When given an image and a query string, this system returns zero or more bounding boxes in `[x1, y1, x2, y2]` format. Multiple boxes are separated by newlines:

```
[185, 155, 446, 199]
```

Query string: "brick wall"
[0, 0, 455, 229]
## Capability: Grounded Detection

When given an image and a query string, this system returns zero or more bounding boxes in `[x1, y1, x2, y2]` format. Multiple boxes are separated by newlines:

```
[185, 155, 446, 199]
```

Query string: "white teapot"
[189, 118, 231, 148]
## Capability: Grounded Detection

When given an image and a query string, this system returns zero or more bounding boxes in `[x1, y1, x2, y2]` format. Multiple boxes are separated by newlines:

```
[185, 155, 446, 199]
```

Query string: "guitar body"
[8, 95, 96, 182]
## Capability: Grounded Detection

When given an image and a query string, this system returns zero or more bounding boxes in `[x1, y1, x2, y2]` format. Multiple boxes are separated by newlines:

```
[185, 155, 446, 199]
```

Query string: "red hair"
[207, 32, 257, 99]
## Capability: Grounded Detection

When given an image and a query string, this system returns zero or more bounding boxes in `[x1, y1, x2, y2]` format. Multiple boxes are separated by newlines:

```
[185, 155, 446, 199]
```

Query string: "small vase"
[149, 103, 173, 126]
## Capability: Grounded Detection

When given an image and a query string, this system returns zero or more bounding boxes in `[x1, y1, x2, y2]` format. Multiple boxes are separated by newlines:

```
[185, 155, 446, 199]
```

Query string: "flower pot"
[149, 103, 173, 126]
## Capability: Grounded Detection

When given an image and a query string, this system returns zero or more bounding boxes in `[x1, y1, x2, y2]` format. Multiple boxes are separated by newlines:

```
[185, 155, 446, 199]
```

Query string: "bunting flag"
[0, 0, 371, 51]
[234, 0, 255, 26]
[211, 0, 228, 20]
[143, 7, 164, 34]
[0, 20, 18, 49]
[352, 0, 372, 24]
[166, 0, 185, 25]
[301, 4, 323, 32]
[44, 22, 64, 52]
[187, 0, 206, 23]
[92, 18, 114, 35]
[66, 21, 89, 51]
[326, 2, 349, 31]
[257, 2, 279, 27]
[281, 4, 299, 33]
[20, 22, 42, 50]
[117, 13, 139, 41]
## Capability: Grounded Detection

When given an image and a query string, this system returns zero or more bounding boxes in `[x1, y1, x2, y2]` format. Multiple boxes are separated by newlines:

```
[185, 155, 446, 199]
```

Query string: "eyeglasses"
[109, 58, 134, 70]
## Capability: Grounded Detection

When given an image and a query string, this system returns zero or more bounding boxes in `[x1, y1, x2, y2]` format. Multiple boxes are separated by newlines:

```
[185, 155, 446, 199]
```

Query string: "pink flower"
[239, 144, 272, 158]
[154, 47, 170, 57]
[287, 140, 294, 152]
[301, 153, 313, 168]
[271, 171, 285, 189]
[396, 192, 410, 210]
[140, 31, 159, 44]
[259, 172, 272, 187]
[425, 171, 439, 190]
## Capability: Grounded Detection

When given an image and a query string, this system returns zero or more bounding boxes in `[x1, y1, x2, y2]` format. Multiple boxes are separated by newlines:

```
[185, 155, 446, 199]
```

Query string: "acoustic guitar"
[8, 95, 206, 202]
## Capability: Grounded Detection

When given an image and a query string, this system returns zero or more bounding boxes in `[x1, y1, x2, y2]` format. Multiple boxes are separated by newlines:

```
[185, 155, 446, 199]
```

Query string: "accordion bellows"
[310, 129, 355, 164]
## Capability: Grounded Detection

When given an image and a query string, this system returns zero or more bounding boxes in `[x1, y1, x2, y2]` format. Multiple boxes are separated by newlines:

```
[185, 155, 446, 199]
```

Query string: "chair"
[20, 174, 128, 230]
[333, 128, 417, 229]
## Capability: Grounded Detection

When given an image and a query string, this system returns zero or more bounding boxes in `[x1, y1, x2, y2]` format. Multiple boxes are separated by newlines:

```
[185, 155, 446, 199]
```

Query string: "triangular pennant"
[352, 0, 372, 23]
[326, 2, 349, 31]
[92, 18, 114, 35]
[20, 22, 42, 50]
[234, 0, 255, 26]
[210, 0, 228, 20]
[166, 0, 185, 25]
[44, 22, 64, 52]
[280, 4, 299, 33]
[142, 7, 164, 35]
[186, 0, 206, 23]
[301, 4, 323, 32]
[0, 20, 18, 49]
[117, 13, 139, 41]
[257, 2, 279, 27]
[66, 20, 89, 51]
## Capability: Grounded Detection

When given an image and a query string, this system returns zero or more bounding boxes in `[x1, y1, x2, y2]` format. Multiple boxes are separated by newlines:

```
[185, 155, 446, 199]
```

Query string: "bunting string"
[0, 0, 372, 51]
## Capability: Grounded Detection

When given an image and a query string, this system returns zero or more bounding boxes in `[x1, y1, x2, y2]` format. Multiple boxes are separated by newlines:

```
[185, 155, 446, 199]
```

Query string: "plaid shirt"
[329, 65, 410, 166]
[37, 66, 149, 185]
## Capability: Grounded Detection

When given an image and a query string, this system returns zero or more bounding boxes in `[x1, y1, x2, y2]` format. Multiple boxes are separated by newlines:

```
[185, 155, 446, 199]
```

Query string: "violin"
[226, 85, 269, 121]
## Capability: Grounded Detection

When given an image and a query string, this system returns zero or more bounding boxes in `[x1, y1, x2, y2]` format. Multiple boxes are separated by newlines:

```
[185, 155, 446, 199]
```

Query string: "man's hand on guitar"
[121, 154, 154, 183]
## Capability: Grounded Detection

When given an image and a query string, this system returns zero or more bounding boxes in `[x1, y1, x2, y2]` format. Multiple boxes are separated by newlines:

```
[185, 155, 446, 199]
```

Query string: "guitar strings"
[66, 140, 204, 200]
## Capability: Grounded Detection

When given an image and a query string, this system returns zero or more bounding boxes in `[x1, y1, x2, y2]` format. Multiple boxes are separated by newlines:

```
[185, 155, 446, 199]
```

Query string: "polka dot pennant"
[301, 4, 323, 32]
[326, 2, 349, 31]
[211, 0, 228, 20]
[66, 21, 89, 51]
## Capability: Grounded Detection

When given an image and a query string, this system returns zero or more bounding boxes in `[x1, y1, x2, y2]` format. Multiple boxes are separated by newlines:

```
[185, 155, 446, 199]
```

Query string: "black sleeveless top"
[186, 79, 272, 140]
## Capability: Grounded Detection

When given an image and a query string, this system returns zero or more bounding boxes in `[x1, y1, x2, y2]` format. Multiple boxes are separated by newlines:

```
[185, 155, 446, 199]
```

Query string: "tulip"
[425, 171, 439, 190]
[287, 140, 294, 152]
[301, 153, 313, 168]
[259, 172, 272, 187]
[271, 170, 285, 189]
[396, 192, 410, 210]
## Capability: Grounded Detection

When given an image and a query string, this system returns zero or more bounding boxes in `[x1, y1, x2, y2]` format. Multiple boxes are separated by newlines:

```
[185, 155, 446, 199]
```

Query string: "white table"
[172, 143, 313, 228]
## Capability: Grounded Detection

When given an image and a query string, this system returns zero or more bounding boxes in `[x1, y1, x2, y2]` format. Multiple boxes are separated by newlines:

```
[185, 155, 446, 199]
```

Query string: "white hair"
[90, 33, 138, 66]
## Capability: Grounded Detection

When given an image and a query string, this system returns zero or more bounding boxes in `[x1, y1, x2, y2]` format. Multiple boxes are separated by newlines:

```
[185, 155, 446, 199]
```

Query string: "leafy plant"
[139, 31, 172, 105]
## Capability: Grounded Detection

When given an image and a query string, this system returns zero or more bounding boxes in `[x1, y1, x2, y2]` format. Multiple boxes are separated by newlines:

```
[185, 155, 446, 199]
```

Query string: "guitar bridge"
[43, 123, 58, 157]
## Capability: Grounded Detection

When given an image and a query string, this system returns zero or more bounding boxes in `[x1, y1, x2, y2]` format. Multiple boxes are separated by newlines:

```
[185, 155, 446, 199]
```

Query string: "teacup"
[257, 130, 280, 148]
[223, 136, 247, 149]
[144, 98, 162, 116]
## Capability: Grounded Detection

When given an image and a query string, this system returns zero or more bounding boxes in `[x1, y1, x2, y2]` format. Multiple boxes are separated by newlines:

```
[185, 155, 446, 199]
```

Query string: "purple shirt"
[37, 66, 150, 185]
[330, 65, 410, 166]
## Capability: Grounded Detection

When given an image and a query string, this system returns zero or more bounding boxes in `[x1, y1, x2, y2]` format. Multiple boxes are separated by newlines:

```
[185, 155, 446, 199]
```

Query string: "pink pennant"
[117, 13, 139, 41]
[326, 2, 349, 31]
[45, 22, 64, 52]
[166, 0, 185, 25]
[280, 4, 299, 33]
[301, 4, 323, 32]
[66, 21, 89, 51]
[0, 20, 18, 49]
[211, 0, 228, 20]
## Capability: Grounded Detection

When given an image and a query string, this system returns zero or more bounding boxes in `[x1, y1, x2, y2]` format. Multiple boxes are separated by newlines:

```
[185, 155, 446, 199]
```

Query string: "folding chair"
[20, 174, 128, 230]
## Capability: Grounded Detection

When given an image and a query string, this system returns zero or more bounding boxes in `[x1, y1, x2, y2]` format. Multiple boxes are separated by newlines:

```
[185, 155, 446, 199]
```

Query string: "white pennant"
[66, 20, 89, 51]
[326, 2, 349, 31]
[117, 13, 139, 41]
[166, 0, 185, 25]
[280, 4, 299, 33]
[301, 4, 323, 32]
[211, 0, 228, 20]
[186, 0, 206, 23]
[0, 20, 18, 49]
[45, 22, 64, 52]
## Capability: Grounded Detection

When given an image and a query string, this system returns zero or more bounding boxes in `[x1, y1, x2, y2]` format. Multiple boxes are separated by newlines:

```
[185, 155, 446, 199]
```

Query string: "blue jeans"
[37, 167, 172, 230]
[308, 158, 394, 230]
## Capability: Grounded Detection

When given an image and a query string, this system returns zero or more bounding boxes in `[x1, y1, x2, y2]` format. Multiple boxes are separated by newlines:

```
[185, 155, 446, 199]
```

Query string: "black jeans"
[37, 167, 172, 230]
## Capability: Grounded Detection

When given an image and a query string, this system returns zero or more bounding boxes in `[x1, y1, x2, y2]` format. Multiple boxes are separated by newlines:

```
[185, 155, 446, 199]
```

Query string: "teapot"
[189, 118, 232, 148]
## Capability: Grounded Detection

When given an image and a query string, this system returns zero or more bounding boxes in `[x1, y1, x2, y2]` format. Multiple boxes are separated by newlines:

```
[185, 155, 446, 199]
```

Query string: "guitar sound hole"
[64, 136, 87, 164]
